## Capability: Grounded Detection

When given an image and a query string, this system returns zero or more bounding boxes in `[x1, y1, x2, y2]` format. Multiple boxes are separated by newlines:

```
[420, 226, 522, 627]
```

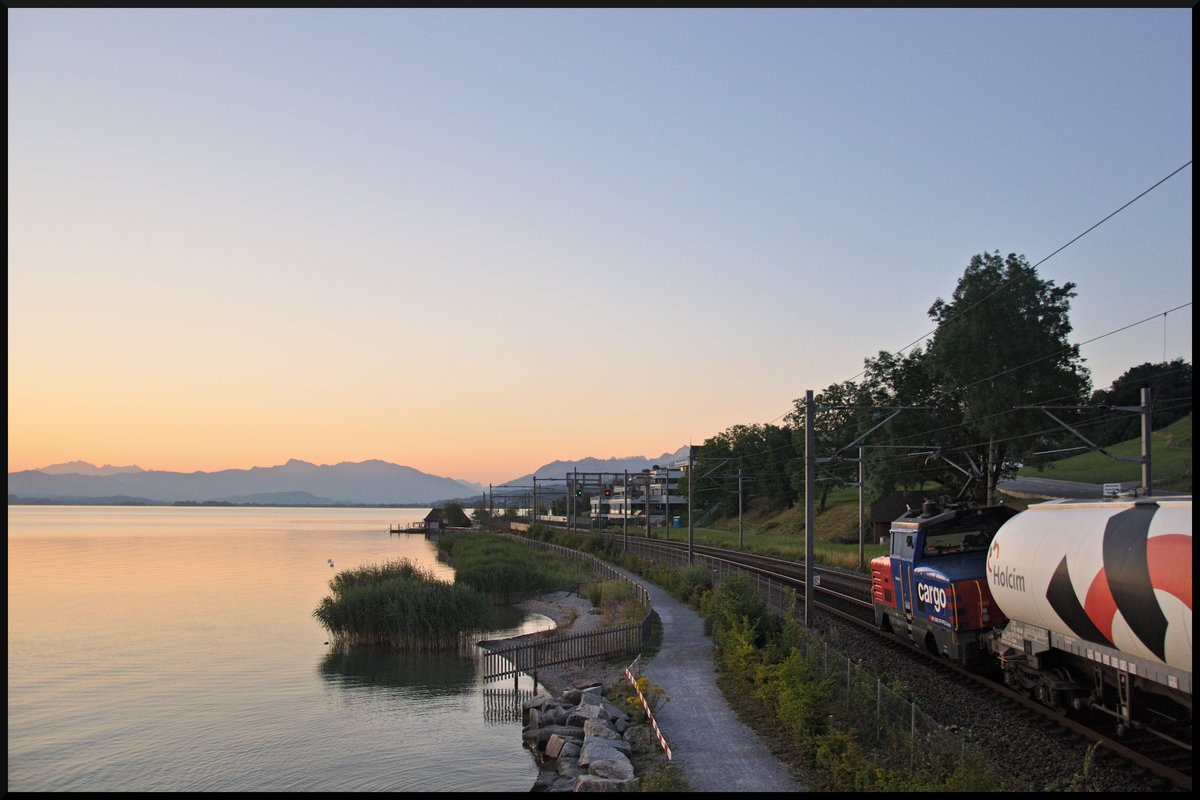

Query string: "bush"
[667, 562, 712, 603]
[609, 673, 669, 726]
[706, 572, 773, 643]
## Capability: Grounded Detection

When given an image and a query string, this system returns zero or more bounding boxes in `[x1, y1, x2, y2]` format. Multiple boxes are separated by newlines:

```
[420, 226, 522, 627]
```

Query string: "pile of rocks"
[522, 683, 637, 792]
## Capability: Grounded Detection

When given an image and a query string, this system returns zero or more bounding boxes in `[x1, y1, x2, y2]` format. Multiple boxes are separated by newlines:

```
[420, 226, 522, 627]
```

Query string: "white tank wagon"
[987, 496, 1191, 738]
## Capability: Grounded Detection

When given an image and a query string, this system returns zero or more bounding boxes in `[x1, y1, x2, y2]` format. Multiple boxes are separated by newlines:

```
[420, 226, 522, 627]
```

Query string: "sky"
[7, 8, 1192, 486]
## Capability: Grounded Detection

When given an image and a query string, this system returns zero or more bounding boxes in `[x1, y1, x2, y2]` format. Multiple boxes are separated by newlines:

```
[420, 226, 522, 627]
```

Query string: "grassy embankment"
[625, 415, 1191, 573]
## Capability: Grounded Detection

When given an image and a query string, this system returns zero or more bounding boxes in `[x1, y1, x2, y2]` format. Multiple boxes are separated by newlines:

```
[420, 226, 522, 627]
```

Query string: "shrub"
[610, 674, 670, 725]
[667, 562, 712, 603]
[706, 572, 773, 643]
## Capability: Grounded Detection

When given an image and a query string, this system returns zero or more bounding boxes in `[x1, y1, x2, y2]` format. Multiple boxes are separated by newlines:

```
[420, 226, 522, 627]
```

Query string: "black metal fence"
[480, 621, 647, 686]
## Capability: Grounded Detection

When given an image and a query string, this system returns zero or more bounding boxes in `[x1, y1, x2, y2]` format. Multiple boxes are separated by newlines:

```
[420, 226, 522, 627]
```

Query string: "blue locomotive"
[870, 500, 1016, 668]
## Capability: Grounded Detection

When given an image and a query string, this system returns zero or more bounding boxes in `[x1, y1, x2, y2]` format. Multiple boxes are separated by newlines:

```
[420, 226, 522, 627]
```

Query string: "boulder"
[587, 752, 635, 782]
[525, 684, 646, 792]
[573, 774, 636, 792]
[524, 723, 585, 749]
[565, 705, 606, 727]
[579, 737, 631, 765]
[556, 755, 585, 779]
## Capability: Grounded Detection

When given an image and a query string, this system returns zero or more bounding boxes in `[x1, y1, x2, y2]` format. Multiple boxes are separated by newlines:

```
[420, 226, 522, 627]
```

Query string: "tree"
[923, 251, 1090, 504]
[1088, 359, 1192, 446]
[849, 343, 1001, 502]
[442, 501, 471, 527]
[551, 495, 568, 516]
[787, 381, 871, 512]
[693, 423, 798, 518]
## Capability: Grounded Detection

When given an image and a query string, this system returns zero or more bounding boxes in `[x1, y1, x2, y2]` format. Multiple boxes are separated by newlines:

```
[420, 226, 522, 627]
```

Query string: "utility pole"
[644, 474, 650, 538]
[738, 469, 744, 549]
[858, 446, 865, 571]
[687, 446, 694, 563]
[1025, 387, 1154, 496]
[663, 467, 670, 541]
[1140, 387, 1153, 495]
[623, 469, 628, 551]
[804, 390, 815, 627]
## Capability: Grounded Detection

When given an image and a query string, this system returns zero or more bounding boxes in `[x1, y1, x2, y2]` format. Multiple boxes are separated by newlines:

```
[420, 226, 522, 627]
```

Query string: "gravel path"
[634, 575, 804, 791]
[517, 580, 805, 791]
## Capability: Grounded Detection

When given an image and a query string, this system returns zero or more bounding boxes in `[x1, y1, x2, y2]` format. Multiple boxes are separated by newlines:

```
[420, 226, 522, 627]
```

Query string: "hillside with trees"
[687, 251, 1190, 522]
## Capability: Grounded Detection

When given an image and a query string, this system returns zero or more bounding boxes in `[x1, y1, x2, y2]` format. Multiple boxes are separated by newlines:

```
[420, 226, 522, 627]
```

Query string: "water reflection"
[316, 605, 554, 695]
[318, 646, 479, 693]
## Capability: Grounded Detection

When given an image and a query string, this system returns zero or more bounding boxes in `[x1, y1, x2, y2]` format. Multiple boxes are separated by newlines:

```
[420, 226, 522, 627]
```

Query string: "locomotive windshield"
[922, 529, 990, 557]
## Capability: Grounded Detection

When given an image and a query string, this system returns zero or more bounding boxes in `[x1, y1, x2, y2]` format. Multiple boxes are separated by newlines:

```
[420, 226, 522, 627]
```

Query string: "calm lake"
[7, 505, 550, 792]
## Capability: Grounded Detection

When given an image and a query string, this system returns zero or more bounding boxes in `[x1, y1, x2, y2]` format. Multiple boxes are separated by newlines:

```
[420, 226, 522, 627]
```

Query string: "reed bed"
[313, 558, 497, 651]
[438, 530, 596, 604]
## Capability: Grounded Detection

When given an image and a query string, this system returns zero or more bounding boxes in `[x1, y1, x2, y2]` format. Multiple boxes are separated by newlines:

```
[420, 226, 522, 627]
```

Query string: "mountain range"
[7, 448, 689, 506]
[501, 447, 692, 487]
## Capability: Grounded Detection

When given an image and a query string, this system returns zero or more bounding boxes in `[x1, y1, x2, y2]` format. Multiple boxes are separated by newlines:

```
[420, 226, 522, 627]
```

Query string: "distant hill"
[7, 459, 485, 506]
[37, 460, 146, 476]
[8, 449, 695, 506]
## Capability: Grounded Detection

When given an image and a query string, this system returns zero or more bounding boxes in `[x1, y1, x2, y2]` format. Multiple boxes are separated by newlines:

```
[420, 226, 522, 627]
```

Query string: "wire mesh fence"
[795, 633, 972, 765]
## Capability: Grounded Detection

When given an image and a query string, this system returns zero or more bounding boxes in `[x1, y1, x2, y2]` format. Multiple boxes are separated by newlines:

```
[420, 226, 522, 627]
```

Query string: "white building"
[590, 467, 687, 524]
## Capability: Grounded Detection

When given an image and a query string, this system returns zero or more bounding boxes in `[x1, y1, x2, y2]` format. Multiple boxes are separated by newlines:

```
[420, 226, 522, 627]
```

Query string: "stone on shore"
[524, 686, 642, 792]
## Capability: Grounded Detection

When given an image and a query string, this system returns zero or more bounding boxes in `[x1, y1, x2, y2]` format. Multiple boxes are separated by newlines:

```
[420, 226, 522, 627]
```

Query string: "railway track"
[561, 527, 1192, 790]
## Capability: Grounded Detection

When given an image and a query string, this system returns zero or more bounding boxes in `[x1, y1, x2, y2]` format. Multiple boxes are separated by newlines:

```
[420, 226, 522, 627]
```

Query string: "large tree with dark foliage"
[808, 252, 1091, 507]
[854, 345, 971, 501]
[441, 501, 471, 527]
[921, 251, 1091, 504]
[691, 423, 797, 518]
[1087, 359, 1192, 446]
[786, 379, 876, 512]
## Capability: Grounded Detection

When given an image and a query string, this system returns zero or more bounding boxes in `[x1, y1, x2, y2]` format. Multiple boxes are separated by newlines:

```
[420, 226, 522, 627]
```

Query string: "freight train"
[871, 495, 1192, 739]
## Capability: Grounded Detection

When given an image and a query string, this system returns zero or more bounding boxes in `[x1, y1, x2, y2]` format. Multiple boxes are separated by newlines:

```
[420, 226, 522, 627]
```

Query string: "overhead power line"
[763, 162, 1192, 432]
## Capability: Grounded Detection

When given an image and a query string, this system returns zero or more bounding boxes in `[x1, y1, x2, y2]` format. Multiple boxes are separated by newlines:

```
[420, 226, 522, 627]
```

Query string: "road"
[997, 475, 1145, 499]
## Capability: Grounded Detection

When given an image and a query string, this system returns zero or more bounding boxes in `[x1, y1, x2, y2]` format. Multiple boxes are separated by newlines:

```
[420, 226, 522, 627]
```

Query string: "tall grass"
[438, 530, 596, 603]
[313, 558, 496, 650]
[587, 578, 647, 625]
